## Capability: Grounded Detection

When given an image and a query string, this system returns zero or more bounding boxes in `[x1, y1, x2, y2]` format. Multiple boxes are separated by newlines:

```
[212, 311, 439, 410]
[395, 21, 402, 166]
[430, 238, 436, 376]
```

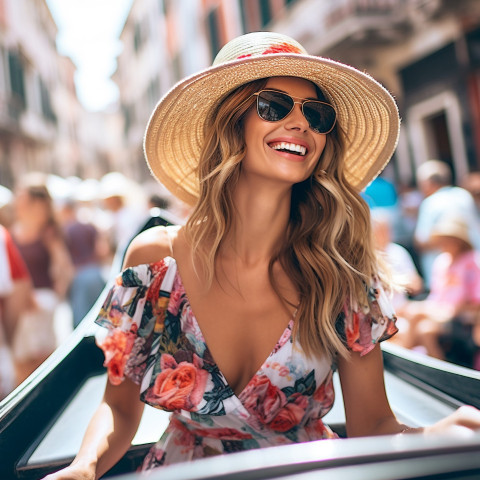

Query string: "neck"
[449, 245, 471, 261]
[221, 178, 292, 266]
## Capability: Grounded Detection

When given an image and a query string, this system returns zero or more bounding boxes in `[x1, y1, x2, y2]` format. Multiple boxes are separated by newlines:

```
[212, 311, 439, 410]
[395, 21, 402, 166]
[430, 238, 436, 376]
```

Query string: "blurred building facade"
[115, 0, 480, 188]
[2, 0, 480, 191]
[0, 0, 125, 190]
[269, 0, 480, 187]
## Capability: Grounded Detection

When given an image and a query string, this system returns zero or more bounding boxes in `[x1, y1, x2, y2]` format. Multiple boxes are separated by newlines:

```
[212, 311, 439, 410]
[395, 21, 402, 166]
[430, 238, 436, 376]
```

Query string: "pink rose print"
[151, 353, 208, 411]
[147, 261, 168, 307]
[268, 394, 309, 432]
[346, 309, 360, 348]
[106, 300, 123, 328]
[101, 323, 138, 385]
[241, 375, 286, 424]
[167, 278, 183, 315]
[313, 372, 335, 415]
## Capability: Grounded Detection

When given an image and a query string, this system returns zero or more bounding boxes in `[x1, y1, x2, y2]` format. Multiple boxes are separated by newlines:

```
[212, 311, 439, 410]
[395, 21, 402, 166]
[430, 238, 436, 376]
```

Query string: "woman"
[46, 32, 480, 479]
[398, 215, 480, 361]
[11, 175, 74, 382]
[0, 224, 32, 398]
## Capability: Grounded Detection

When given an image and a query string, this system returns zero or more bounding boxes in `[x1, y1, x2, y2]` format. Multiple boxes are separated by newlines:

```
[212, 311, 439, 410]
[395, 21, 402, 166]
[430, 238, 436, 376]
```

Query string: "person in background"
[45, 32, 480, 479]
[58, 199, 107, 328]
[148, 193, 170, 211]
[0, 224, 34, 397]
[414, 160, 480, 289]
[399, 216, 480, 363]
[371, 210, 424, 347]
[362, 174, 398, 210]
[395, 181, 423, 267]
[10, 174, 74, 382]
[371, 210, 424, 309]
[0, 185, 14, 229]
[99, 172, 147, 255]
[462, 171, 480, 218]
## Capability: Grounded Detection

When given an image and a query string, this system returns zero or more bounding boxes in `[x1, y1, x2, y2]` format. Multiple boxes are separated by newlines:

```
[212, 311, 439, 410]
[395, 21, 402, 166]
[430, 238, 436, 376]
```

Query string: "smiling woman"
[43, 31, 480, 480]
[240, 77, 328, 186]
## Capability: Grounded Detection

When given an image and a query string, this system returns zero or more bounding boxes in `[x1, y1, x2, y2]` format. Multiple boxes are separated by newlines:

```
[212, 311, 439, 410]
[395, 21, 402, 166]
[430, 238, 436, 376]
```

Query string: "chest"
[176, 264, 297, 396]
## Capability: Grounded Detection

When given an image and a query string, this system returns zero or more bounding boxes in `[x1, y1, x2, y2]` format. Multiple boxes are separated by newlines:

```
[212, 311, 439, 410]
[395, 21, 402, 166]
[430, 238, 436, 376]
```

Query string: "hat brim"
[144, 53, 400, 206]
[431, 230, 472, 247]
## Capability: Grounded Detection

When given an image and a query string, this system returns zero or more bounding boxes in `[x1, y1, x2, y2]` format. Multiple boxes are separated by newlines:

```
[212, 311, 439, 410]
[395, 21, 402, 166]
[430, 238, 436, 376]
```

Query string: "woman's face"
[14, 189, 49, 222]
[242, 76, 327, 186]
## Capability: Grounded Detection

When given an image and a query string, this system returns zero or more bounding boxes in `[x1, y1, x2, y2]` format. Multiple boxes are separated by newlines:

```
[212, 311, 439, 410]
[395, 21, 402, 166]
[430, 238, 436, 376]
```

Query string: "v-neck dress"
[95, 257, 398, 471]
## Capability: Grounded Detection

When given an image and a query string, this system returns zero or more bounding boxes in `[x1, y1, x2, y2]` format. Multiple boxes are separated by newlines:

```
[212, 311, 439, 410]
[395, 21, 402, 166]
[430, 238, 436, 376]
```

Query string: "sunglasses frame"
[252, 89, 337, 135]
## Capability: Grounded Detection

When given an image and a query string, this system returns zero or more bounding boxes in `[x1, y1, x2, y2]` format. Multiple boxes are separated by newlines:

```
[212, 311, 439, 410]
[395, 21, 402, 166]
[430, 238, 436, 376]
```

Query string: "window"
[259, 0, 271, 27]
[407, 91, 469, 184]
[238, 0, 247, 32]
[39, 77, 56, 123]
[134, 22, 143, 52]
[8, 51, 26, 111]
[159, 0, 167, 16]
[123, 103, 131, 135]
[207, 8, 221, 59]
[147, 77, 160, 109]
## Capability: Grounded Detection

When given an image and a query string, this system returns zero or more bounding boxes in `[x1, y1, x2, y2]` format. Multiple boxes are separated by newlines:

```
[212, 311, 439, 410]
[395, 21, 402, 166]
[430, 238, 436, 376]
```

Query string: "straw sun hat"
[144, 31, 400, 206]
[430, 216, 473, 247]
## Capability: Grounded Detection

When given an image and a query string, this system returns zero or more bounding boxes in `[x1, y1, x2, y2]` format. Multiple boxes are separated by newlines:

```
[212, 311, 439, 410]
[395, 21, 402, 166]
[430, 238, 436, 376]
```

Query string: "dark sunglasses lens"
[303, 102, 336, 133]
[257, 91, 294, 122]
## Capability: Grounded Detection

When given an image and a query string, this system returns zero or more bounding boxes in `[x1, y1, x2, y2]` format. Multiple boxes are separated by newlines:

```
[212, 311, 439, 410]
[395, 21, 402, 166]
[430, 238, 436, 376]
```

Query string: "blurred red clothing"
[3, 226, 29, 281]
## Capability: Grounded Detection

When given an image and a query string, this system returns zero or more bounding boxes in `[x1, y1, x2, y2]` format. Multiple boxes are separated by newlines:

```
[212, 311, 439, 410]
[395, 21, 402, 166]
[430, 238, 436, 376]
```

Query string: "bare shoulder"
[123, 225, 181, 269]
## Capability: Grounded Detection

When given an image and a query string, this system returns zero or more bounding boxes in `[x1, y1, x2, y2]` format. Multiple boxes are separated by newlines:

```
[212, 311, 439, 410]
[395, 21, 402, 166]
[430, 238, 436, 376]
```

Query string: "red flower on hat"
[236, 43, 302, 61]
[262, 43, 303, 55]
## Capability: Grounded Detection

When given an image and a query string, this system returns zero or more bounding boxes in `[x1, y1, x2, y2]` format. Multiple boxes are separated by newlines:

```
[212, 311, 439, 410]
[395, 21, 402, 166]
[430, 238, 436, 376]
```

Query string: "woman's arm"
[338, 344, 480, 437]
[44, 378, 144, 479]
[338, 344, 406, 437]
[43, 229, 175, 479]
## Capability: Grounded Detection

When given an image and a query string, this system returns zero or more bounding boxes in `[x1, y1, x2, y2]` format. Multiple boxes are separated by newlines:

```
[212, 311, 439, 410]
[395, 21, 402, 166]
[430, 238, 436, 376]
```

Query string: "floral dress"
[95, 257, 397, 471]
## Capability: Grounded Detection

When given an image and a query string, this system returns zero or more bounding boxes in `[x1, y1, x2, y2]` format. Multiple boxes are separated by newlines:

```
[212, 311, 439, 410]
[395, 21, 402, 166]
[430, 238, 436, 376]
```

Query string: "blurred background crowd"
[2, 0, 480, 400]
[0, 171, 188, 399]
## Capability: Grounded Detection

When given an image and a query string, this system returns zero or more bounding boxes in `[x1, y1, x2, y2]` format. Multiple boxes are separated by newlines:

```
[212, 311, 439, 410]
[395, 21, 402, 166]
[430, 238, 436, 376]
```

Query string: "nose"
[285, 102, 308, 132]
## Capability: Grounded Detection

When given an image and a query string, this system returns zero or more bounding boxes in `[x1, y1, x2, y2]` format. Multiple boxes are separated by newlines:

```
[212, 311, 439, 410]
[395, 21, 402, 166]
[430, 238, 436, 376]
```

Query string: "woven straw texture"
[144, 32, 400, 206]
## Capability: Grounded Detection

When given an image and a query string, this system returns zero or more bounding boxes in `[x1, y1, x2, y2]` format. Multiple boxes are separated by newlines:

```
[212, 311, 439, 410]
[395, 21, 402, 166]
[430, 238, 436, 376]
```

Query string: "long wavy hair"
[185, 78, 381, 361]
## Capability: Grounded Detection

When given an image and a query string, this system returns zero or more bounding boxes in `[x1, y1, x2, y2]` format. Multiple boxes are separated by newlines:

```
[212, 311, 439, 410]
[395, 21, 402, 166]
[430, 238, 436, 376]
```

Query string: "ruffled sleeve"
[336, 279, 398, 356]
[95, 258, 176, 385]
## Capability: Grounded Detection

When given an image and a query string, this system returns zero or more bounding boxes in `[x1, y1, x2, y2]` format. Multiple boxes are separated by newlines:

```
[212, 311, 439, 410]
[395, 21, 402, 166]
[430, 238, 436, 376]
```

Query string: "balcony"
[273, 0, 445, 55]
[19, 109, 57, 144]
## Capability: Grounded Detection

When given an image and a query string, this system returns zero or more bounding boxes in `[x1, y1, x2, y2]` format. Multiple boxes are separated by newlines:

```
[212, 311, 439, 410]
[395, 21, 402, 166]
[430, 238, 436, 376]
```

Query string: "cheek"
[308, 136, 328, 173]
[243, 111, 267, 161]
[243, 108, 263, 144]
[315, 135, 327, 155]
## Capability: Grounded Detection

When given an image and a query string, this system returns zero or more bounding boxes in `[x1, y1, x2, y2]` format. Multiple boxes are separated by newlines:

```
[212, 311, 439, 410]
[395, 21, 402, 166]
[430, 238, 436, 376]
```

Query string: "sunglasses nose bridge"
[287, 100, 310, 129]
[291, 99, 305, 110]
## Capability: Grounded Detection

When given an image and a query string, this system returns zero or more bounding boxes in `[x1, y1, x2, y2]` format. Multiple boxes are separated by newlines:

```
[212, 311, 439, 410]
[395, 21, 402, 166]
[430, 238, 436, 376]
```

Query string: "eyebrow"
[267, 88, 319, 101]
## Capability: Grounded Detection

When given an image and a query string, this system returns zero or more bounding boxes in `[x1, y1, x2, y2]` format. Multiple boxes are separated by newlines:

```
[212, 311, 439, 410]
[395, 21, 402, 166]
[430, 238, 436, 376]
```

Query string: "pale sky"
[46, 0, 134, 111]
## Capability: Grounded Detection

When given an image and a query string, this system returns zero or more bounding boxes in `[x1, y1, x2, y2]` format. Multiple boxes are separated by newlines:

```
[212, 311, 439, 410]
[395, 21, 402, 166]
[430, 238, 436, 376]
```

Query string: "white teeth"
[271, 142, 307, 156]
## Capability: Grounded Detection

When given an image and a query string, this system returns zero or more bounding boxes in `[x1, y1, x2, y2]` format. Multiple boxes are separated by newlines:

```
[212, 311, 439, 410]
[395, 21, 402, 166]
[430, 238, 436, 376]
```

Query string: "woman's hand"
[41, 461, 95, 480]
[423, 406, 480, 438]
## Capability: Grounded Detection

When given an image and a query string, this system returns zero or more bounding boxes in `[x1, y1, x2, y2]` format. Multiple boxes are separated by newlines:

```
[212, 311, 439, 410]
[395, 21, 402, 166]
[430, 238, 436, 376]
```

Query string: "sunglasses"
[252, 89, 337, 134]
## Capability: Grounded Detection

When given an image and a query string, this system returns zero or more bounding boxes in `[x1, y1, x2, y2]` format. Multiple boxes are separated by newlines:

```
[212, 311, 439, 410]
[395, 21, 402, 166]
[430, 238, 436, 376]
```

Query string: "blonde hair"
[185, 79, 380, 361]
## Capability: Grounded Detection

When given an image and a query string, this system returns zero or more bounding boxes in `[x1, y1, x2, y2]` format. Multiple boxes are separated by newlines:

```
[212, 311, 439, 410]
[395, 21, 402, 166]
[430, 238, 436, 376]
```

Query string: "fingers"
[452, 405, 480, 429]
[425, 405, 480, 437]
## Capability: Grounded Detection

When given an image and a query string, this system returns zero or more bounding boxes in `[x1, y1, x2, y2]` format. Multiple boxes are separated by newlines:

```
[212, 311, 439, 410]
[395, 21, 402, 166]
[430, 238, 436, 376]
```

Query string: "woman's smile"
[267, 137, 310, 161]
[242, 76, 327, 183]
